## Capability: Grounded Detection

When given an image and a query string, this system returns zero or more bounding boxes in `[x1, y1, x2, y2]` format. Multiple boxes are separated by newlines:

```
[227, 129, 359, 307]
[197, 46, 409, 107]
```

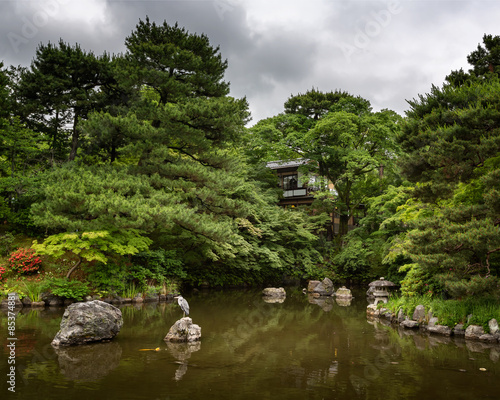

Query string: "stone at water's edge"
[164, 317, 201, 343]
[489, 319, 499, 335]
[1, 292, 23, 309]
[412, 305, 426, 323]
[51, 300, 123, 347]
[427, 324, 452, 336]
[465, 324, 485, 340]
[262, 287, 286, 298]
[400, 319, 419, 329]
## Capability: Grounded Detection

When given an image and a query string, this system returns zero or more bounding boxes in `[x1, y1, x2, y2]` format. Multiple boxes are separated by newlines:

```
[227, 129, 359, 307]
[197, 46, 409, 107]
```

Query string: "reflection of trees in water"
[180, 289, 373, 397]
[355, 320, 500, 399]
[4, 289, 499, 399]
[55, 342, 122, 381]
[0, 308, 63, 339]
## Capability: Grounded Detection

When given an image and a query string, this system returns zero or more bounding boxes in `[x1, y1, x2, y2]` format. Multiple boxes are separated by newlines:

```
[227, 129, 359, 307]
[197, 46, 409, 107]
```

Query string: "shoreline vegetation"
[374, 295, 500, 334]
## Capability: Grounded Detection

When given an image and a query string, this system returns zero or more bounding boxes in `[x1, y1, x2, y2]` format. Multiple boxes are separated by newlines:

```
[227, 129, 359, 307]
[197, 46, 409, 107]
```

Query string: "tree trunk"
[338, 212, 350, 246]
[69, 114, 79, 161]
[66, 256, 82, 280]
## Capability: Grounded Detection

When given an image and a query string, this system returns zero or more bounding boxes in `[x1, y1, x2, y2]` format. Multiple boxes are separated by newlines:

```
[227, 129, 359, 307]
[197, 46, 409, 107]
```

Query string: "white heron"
[174, 295, 190, 317]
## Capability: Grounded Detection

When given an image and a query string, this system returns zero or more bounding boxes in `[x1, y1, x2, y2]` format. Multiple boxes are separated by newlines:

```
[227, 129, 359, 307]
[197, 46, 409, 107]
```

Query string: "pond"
[1, 288, 499, 399]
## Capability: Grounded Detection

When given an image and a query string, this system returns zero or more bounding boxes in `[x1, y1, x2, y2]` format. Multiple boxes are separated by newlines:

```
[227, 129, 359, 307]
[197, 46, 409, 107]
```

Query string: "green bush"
[131, 249, 186, 281]
[0, 232, 15, 256]
[436, 273, 500, 299]
[43, 278, 90, 301]
[86, 263, 129, 295]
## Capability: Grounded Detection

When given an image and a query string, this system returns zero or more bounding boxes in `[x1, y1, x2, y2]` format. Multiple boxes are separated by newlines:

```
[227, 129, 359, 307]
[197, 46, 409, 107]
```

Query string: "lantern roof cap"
[368, 277, 396, 287]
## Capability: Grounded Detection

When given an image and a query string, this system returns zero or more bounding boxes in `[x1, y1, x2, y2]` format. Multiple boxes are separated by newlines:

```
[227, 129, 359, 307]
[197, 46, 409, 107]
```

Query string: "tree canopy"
[26, 19, 322, 285]
[249, 89, 402, 240]
[1, 26, 499, 295]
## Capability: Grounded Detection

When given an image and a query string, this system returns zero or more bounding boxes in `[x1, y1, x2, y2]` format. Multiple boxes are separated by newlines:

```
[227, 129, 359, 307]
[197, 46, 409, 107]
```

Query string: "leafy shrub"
[132, 249, 186, 281]
[8, 248, 42, 274]
[0, 232, 15, 256]
[87, 263, 129, 295]
[436, 273, 500, 299]
[0, 277, 27, 300]
[43, 278, 90, 301]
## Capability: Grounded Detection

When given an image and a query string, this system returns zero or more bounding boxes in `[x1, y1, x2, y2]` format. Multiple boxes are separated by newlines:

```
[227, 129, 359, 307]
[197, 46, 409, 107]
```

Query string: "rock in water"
[164, 317, 201, 343]
[52, 300, 123, 347]
[262, 287, 286, 298]
[308, 278, 334, 296]
[335, 286, 352, 298]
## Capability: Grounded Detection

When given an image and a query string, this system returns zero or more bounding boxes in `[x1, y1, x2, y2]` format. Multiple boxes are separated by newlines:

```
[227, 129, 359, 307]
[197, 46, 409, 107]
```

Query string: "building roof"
[266, 158, 310, 170]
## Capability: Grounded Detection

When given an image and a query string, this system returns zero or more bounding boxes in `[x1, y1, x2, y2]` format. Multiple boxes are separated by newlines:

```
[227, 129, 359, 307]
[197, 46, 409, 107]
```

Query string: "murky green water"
[1, 288, 499, 399]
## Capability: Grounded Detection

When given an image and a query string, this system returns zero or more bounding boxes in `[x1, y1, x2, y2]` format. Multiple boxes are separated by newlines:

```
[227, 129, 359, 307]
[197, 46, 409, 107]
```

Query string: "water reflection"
[0, 289, 498, 400]
[54, 342, 122, 381]
[307, 294, 334, 311]
[335, 297, 352, 307]
[262, 296, 285, 304]
[165, 341, 201, 381]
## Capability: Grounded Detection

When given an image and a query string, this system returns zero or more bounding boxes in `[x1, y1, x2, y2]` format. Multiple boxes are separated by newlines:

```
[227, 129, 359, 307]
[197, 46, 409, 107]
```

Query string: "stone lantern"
[368, 277, 396, 305]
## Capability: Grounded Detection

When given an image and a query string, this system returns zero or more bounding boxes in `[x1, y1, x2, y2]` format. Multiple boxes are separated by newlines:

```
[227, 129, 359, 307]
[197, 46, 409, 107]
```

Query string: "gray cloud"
[1, 0, 499, 124]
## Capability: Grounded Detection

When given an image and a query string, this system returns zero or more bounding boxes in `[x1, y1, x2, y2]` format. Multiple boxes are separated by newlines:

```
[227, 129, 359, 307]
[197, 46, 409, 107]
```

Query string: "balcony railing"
[283, 188, 307, 198]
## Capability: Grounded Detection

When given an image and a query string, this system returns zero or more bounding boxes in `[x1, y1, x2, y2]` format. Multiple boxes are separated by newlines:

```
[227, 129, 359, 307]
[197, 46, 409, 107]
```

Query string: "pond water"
[1, 288, 499, 400]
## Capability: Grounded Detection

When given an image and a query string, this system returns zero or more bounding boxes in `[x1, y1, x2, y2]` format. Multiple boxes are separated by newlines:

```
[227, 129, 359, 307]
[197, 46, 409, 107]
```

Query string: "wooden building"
[267, 159, 361, 236]
[266, 159, 319, 207]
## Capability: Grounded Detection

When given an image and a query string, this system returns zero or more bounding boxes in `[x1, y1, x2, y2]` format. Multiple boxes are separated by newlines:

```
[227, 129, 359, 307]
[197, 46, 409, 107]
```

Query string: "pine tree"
[15, 40, 117, 162]
[31, 20, 321, 280]
[396, 77, 500, 297]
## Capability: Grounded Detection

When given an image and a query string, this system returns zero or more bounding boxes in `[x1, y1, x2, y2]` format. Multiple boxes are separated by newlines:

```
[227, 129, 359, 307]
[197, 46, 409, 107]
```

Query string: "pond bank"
[0, 291, 178, 309]
[367, 303, 500, 345]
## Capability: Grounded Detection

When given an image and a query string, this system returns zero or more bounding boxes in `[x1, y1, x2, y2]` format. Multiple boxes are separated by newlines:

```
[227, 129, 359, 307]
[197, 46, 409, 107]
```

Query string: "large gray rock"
[52, 300, 123, 347]
[335, 286, 352, 299]
[262, 287, 286, 298]
[428, 325, 452, 336]
[478, 334, 498, 343]
[308, 278, 334, 296]
[465, 324, 485, 340]
[400, 319, 420, 329]
[489, 319, 499, 335]
[164, 317, 201, 343]
[397, 309, 405, 324]
[307, 280, 321, 292]
[1, 292, 23, 309]
[412, 305, 426, 323]
[453, 323, 466, 336]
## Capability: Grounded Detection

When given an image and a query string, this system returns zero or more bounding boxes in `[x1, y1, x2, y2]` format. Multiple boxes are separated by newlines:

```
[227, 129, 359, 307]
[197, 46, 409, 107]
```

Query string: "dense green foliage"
[0, 25, 498, 306]
[248, 90, 402, 242]
[0, 18, 324, 292]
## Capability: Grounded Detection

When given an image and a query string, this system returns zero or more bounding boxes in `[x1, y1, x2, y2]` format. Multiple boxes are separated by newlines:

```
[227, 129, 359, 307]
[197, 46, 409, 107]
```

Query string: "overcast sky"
[1, 0, 499, 124]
